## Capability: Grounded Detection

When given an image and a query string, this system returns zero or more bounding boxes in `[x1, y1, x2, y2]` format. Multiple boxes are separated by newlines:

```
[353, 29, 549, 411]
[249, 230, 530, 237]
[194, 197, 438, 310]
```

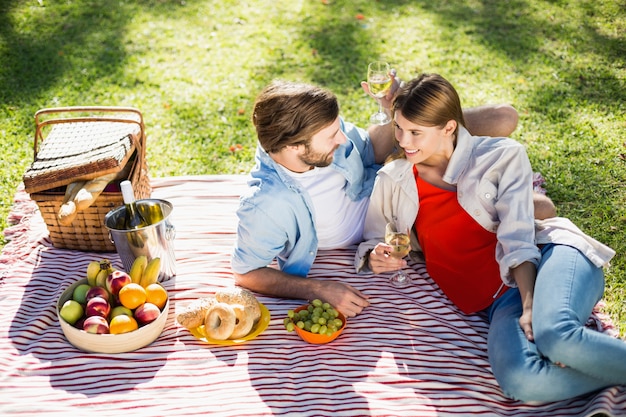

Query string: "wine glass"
[385, 221, 411, 287]
[367, 61, 392, 125]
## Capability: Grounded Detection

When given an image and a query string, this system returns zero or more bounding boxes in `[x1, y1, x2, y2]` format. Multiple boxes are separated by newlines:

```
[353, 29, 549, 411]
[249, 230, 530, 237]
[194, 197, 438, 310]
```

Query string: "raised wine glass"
[367, 61, 392, 125]
[385, 221, 411, 287]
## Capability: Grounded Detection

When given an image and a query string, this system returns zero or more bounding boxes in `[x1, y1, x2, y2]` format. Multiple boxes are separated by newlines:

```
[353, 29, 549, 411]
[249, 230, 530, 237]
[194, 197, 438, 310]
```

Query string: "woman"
[355, 73, 625, 402]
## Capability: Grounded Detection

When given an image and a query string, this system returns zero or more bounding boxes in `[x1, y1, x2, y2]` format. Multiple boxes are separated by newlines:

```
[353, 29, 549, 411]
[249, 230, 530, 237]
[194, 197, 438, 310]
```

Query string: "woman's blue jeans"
[486, 243, 626, 402]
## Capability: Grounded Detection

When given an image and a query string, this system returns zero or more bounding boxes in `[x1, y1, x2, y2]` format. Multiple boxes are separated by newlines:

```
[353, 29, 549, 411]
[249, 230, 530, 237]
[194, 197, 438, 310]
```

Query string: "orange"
[118, 283, 147, 310]
[145, 283, 168, 310]
[109, 314, 139, 334]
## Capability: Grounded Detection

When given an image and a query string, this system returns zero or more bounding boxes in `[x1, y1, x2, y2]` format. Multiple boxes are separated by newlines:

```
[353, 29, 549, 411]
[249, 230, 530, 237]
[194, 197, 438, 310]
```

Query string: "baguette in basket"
[57, 163, 132, 226]
[57, 180, 87, 226]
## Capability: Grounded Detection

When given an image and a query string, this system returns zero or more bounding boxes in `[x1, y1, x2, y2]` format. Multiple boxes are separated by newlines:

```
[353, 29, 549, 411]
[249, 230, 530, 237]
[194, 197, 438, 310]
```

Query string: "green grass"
[1, 0, 624, 333]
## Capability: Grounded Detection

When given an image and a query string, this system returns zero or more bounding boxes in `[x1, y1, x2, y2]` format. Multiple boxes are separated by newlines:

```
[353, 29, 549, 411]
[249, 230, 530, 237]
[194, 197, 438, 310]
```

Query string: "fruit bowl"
[57, 278, 169, 353]
[292, 304, 346, 344]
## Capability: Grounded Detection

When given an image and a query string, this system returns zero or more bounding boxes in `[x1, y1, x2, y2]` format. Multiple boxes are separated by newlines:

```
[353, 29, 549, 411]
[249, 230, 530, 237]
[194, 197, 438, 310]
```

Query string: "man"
[231, 78, 521, 317]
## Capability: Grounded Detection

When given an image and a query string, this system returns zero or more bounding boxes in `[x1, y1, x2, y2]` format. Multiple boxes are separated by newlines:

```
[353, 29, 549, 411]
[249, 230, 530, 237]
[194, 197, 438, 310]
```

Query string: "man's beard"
[298, 143, 337, 168]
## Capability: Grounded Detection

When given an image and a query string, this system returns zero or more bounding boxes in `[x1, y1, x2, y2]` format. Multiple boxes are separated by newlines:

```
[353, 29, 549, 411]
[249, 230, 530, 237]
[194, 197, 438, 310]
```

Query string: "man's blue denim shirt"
[231, 118, 381, 277]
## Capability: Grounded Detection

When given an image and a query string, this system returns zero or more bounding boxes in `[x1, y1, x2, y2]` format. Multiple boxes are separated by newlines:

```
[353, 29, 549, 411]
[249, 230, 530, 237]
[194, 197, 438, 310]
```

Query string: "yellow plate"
[189, 303, 270, 345]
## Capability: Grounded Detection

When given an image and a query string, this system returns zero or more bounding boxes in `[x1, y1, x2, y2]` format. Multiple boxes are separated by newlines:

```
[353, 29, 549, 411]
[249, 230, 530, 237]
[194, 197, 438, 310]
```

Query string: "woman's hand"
[510, 261, 537, 341]
[519, 307, 534, 341]
[367, 242, 407, 275]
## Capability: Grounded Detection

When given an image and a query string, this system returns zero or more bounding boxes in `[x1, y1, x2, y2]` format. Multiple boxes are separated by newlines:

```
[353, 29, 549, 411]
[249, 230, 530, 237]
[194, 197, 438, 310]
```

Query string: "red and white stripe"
[0, 175, 623, 416]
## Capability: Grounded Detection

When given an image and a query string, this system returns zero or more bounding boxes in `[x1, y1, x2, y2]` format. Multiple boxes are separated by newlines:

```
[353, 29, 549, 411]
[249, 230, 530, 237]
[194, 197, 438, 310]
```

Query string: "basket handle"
[33, 106, 146, 161]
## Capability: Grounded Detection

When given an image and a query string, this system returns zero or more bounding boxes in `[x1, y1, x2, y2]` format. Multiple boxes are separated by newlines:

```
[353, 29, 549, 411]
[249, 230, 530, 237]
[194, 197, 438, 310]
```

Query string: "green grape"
[284, 299, 344, 337]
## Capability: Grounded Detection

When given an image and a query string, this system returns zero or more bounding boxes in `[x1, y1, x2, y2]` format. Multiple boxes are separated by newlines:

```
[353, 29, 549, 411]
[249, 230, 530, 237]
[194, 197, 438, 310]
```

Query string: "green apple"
[72, 284, 92, 305]
[110, 305, 133, 318]
[60, 300, 84, 325]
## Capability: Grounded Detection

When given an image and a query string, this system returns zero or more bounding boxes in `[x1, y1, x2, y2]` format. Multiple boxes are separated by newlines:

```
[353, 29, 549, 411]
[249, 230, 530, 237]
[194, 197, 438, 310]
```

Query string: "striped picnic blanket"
[0, 175, 624, 417]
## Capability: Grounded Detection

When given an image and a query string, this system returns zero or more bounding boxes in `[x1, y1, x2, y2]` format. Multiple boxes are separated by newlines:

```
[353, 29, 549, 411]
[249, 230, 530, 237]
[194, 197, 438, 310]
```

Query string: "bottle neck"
[121, 181, 136, 205]
[120, 180, 147, 229]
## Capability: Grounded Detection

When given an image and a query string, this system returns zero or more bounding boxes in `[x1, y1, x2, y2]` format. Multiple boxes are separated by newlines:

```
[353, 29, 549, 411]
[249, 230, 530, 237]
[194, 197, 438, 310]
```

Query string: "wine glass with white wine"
[385, 221, 411, 287]
[367, 61, 393, 125]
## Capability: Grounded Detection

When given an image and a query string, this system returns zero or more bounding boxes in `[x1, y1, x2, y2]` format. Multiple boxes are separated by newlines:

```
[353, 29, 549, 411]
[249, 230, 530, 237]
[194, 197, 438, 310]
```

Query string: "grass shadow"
[0, 1, 126, 105]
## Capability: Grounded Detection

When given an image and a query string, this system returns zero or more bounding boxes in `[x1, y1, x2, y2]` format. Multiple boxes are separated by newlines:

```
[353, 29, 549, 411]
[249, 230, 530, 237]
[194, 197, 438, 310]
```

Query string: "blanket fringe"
[1, 185, 47, 268]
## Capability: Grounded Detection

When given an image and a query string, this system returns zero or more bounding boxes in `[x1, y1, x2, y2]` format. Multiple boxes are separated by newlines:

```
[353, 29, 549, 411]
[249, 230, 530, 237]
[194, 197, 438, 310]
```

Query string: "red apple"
[83, 316, 109, 334]
[85, 286, 110, 302]
[134, 302, 160, 325]
[74, 317, 86, 330]
[106, 270, 132, 296]
[85, 296, 110, 318]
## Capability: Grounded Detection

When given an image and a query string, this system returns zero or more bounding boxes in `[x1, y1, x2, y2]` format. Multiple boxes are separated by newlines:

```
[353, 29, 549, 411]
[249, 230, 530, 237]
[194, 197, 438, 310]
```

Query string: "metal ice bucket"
[104, 199, 176, 281]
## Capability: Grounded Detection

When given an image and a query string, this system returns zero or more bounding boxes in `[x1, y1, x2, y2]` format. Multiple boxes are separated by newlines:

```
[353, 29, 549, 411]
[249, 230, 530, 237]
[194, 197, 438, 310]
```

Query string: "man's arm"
[462, 104, 519, 138]
[363, 75, 520, 163]
[368, 122, 395, 164]
[366, 104, 520, 163]
[234, 267, 370, 318]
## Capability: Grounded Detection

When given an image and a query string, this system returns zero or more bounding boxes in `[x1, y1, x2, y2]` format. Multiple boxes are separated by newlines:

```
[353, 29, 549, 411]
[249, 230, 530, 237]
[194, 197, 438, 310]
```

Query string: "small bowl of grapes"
[283, 299, 346, 344]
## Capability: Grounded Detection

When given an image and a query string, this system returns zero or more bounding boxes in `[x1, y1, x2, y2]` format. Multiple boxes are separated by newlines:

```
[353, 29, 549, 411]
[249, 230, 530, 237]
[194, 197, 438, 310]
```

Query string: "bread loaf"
[176, 297, 217, 329]
[73, 172, 119, 211]
[57, 181, 87, 226]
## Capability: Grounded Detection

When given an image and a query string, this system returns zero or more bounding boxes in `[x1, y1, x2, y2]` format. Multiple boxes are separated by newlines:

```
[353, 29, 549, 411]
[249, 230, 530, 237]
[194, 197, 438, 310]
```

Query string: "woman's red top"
[414, 166, 507, 314]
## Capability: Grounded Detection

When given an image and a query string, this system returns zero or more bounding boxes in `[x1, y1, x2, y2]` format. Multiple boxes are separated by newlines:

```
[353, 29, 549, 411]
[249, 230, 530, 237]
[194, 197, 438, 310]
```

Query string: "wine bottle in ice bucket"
[138, 200, 164, 225]
[120, 180, 148, 229]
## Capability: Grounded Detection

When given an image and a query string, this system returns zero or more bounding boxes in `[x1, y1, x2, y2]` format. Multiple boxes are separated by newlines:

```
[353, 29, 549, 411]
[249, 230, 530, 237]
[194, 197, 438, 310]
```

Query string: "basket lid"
[23, 117, 141, 194]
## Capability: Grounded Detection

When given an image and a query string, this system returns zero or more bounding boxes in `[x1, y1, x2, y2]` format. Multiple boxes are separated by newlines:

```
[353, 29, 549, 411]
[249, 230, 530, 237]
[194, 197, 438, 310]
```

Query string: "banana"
[140, 257, 161, 287]
[86, 260, 101, 286]
[129, 255, 148, 284]
[95, 259, 114, 288]
[95, 269, 108, 288]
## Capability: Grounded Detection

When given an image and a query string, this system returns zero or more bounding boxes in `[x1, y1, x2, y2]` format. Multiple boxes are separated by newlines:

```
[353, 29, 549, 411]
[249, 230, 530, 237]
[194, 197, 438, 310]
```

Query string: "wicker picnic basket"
[22, 106, 152, 252]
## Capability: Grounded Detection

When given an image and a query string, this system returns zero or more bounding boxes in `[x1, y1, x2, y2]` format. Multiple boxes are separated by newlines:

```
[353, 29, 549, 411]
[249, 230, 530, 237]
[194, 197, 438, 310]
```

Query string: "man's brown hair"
[252, 81, 339, 154]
